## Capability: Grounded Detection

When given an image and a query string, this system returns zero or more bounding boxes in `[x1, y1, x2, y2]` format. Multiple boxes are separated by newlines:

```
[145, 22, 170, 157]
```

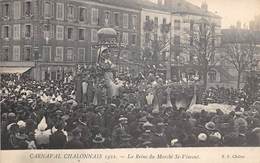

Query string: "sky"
[187, 0, 260, 28]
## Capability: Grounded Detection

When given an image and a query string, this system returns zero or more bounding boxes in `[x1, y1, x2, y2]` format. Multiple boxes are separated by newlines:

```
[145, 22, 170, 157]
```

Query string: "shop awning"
[0, 67, 32, 74]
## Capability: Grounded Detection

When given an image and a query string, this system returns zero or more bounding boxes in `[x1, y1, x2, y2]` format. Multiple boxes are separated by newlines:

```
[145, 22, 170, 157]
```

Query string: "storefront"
[34, 63, 76, 81]
[0, 61, 34, 80]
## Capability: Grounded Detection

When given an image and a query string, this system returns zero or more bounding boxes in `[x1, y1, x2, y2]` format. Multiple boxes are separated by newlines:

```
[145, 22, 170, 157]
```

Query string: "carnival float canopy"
[92, 27, 126, 49]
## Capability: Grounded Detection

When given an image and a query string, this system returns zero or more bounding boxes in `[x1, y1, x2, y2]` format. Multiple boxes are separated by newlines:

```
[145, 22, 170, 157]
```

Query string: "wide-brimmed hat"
[8, 112, 16, 118]
[119, 115, 128, 122]
[211, 132, 222, 140]
[139, 116, 148, 123]
[235, 111, 243, 116]
[143, 121, 154, 127]
[146, 114, 154, 120]
[92, 133, 105, 144]
[156, 122, 165, 126]
[205, 121, 216, 131]
[120, 134, 132, 141]
[110, 103, 117, 108]
[170, 138, 179, 146]
[198, 133, 207, 141]
[142, 141, 152, 146]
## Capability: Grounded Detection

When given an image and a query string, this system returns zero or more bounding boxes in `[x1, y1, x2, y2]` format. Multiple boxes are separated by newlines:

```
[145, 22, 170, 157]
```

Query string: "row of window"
[1, 46, 33, 61]
[1, 25, 137, 45]
[1, 46, 87, 62]
[1, 1, 138, 29]
[2, 1, 32, 19]
[144, 16, 218, 33]
[45, 2, 138, 29]
[145, 16, 181, 30]
[1, 24, 32, 40]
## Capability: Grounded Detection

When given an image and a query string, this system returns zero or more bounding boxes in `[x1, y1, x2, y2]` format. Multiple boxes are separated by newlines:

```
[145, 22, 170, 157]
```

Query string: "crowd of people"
[1, 73, 260, 150]
[201, 86, 249, 106]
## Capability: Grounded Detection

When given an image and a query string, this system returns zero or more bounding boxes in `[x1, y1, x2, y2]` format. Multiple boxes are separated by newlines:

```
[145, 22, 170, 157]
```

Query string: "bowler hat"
[92, 134, 105, 144]
[205, 121, 216, 131]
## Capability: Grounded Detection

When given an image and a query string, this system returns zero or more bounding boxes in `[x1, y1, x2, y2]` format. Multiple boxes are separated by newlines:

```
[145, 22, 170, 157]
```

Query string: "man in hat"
[196, 133, 208, 147]
[233, 112, 248, 135]
[65, 128, 84, 149]
[136, 129, 152, 147]
[1, 113, 9, 149]
[204, 121, 223, 146]
[49, 122, 67, 149]
[111, 116, 129, 148]
[151, 122, 168, 148]
[91, 133, 106, 149]
[118, 134, 132, 148]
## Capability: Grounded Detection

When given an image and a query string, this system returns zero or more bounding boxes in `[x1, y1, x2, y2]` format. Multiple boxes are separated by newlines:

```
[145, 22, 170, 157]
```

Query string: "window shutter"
[73, 6, 77, 20]
[1, 26, 4, 38]
[49, 2, 52, 17]
[22, 25, 25, 38]
[72, 27, 75, 40]
[86, 9, 88, 23]
[22, 1, 26, 17]
[78, 7, 80, 22]
[13, 25, 16, 40]
[65, 27, 68, 40]
[31, 25, 33, 38]
[51, 25, 54, 38]
[0, 5, 2, 17]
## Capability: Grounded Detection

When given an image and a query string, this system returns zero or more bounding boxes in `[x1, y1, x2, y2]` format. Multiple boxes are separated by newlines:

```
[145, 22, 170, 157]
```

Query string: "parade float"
[75, 27, 126, 105]
[75, 27, 206, 112]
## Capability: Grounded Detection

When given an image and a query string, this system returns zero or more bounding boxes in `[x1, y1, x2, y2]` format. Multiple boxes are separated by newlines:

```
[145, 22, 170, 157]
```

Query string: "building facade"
[1, 0, 225, 85]
[168, 0, 222, 84]
[0, 0, 141, 80]
[221, 29, 260, 88]
[139, 2, 171, 75]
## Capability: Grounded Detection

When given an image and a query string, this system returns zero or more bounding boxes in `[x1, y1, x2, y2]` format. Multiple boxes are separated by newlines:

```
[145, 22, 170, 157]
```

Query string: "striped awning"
[0, 67, 32, 74]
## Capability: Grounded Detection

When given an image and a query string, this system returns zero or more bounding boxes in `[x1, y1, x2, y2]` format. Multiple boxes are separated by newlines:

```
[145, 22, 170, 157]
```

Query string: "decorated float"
[75, 27, 206, 112]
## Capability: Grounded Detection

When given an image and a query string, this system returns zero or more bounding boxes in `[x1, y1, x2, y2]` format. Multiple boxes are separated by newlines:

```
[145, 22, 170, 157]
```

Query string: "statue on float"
[76, 28, 125, 105]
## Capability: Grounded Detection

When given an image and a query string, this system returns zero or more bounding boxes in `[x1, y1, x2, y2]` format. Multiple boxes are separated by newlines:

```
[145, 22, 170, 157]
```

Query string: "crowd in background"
[1, 73, 260, 150]
[201, 86, 249, 106]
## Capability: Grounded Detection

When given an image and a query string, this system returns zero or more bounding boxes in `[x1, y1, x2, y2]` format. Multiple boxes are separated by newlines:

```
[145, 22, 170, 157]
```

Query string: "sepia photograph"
[0, 0, 260, 162]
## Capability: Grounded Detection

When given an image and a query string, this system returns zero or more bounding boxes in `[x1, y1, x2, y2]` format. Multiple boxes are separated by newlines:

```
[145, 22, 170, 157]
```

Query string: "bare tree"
[141, 18, 171, 67]
[222, 30, 256, 89]
[181, 18, 218, 88]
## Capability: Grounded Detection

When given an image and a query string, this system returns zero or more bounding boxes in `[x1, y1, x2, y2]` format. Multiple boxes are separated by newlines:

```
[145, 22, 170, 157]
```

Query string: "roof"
[221, 29, 260, 44]
[87, 0, 140, 10]
[134, 0, 171, 12]
[86, 0, 221, 18]
[169, 0, 221, 18]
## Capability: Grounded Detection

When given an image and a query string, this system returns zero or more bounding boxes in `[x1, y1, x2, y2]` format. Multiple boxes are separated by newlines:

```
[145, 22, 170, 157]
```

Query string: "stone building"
[0, 0, 141, 80]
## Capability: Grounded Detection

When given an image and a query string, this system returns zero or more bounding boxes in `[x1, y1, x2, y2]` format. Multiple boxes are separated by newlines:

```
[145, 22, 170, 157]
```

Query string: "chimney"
[201, 1, 208, 12]
[236, 21, 241, 29]
[165, 0, 172, 6]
